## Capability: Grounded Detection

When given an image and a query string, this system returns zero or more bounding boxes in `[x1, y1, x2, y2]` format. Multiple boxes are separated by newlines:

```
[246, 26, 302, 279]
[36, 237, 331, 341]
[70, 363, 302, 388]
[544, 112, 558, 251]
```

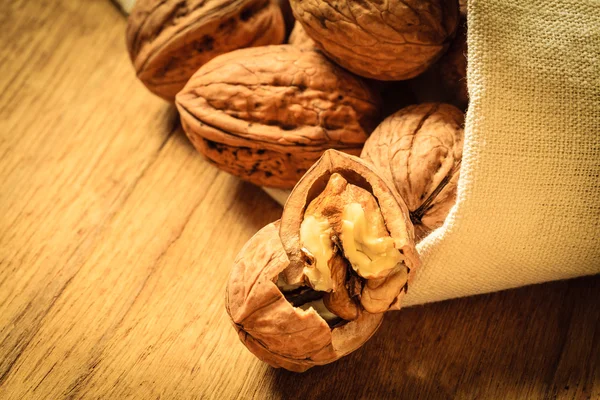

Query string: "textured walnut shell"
[126, 0, 285, 101]
[176, 45, 381, 189]
[289, 0, 459, 80]
[360, 103, 464, 241]
[226, 221, 383, 372]
[288, 21, 316, 49]
[280, 150, 420, 312]
[438, 21, 468, 109]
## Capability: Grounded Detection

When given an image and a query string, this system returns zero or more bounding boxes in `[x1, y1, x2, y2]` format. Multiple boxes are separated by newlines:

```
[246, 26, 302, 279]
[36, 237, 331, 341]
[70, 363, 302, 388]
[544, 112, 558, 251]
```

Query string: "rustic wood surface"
[0, 1, 598, 399]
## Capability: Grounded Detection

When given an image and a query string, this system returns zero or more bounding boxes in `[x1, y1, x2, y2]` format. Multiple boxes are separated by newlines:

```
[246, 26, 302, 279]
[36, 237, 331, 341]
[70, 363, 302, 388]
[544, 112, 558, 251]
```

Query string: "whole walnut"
[176, 45, 381, 189]
[361, 103, 464, 241]
[289, 0, 459, 80]
[227, 150, 419, 371]
[126, 0, 285, 101]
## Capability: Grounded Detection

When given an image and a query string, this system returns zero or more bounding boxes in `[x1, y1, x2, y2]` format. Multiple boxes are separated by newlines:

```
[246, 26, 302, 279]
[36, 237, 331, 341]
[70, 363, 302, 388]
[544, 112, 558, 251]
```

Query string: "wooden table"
[1, 1, 598, 398]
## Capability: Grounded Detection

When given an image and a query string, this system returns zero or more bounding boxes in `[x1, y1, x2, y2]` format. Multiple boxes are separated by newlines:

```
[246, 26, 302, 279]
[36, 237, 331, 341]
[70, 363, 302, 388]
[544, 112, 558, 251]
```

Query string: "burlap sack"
[405, 0, 600, 305]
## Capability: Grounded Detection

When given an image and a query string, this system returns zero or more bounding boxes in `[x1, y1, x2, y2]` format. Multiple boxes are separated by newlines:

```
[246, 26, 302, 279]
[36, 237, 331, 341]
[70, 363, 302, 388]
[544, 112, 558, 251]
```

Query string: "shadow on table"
[264, 276, 599, 399]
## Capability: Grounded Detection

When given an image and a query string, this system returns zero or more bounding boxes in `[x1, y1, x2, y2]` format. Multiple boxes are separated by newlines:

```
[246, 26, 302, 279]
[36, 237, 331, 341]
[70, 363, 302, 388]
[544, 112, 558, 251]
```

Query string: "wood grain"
[0, 1, 598, 399]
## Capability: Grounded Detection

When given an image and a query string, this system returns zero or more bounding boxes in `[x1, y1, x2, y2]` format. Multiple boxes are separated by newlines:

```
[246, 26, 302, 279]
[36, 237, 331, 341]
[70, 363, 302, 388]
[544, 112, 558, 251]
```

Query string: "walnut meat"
[176, 45, 381, 189]
[360, 103, 464, 241]
[226, 221, 383, 372]
[289, 0, 459, 80]
[126, 0, 285, 101]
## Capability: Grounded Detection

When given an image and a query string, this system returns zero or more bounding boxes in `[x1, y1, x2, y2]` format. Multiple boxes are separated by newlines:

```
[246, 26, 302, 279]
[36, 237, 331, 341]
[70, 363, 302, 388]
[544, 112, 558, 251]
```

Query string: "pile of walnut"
[128, 0, 467, 371]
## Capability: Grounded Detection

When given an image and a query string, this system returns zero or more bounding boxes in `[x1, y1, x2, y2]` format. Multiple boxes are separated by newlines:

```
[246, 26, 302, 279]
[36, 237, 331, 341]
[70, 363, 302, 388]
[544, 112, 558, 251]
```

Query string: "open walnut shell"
[126, 0, 285, 101]
[176, 45, 381, 189]
[289, 0, 459, 81]
[226, 221, 384, 372]
[280, 150, 420, 314]
[360, 103, 464, 241]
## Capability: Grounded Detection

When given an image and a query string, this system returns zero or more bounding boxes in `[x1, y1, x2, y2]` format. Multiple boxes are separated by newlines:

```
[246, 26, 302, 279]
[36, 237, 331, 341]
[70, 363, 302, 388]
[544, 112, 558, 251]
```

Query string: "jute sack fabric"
[404, 0, 600, 305]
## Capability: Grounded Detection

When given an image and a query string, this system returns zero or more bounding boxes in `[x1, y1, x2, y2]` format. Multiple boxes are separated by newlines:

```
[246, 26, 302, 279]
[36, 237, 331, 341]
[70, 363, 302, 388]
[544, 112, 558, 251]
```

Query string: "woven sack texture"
[404, 0, 600, 305]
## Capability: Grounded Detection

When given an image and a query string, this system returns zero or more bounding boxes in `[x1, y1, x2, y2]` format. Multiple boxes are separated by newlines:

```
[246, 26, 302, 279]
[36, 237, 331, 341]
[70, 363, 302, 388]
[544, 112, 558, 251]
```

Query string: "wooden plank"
[0, 0, 175, 380]
[0, 127, 281, 398]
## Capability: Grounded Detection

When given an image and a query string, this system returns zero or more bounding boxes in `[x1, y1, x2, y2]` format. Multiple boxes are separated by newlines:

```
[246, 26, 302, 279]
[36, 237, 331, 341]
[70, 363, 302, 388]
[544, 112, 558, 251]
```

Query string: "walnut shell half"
[360, 103, 464, 241]
[126, 0, 285, 101]
[290, 0, 459, 80]
[226, 221, 383, 372]
[280, 150, 420, 313]
[176, 45, 381, 189]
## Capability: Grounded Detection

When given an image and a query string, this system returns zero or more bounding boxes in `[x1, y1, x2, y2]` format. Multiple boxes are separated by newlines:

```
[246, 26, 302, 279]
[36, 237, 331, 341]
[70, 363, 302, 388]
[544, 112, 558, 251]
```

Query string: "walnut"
[226, 150, 419, 371]
[280, 150, 420, 313]
[176, 45, 381, 189]
[289, 0, 459, 80]
[126, 0, 285, 101]
[361, 103, 464, 241]
[226, 221, 383, 372]
[288, 21, 317, 49]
